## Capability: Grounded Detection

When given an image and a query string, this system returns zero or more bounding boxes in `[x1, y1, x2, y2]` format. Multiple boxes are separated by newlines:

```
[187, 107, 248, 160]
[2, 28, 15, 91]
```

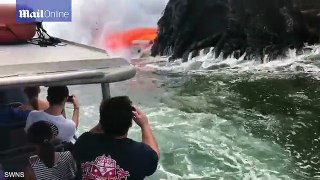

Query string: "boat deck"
[0, 39, 136, 87]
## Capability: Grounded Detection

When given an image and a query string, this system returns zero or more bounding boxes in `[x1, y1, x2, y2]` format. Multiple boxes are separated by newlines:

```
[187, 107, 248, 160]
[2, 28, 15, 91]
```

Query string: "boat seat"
[0, 145, 35, 173]
[0, 121, 28, 151]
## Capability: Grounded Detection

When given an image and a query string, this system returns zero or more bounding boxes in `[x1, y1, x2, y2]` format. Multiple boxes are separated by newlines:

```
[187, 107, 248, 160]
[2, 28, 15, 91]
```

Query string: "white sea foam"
[148, 46, 320, 79]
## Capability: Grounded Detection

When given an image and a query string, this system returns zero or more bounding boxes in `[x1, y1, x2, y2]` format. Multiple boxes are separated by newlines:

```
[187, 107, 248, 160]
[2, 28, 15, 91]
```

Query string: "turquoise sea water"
[53, 64, 320, 180]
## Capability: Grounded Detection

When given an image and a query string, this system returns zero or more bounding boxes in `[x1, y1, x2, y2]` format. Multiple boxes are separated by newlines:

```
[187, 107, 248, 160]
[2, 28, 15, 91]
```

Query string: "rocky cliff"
[151, 0, 320, 61]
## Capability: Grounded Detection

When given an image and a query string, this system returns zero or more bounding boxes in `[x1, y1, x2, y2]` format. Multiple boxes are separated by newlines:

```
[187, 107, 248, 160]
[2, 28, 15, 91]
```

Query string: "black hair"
[47, 86, 69, 105]
[24, 86, 40, 110]
[27, 121, 56, 168]
[99, 96, 133, 137]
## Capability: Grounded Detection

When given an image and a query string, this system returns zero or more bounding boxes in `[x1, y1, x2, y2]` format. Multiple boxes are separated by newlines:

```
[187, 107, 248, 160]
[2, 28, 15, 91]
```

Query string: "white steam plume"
[2, 0, 168, 58]
[44, 0, 168, 47]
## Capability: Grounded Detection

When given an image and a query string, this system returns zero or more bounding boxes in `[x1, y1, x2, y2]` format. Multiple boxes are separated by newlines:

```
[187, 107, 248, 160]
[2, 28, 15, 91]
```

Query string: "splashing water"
[11, 0, 319, 178]
[140, 46, 320, 179]
[148, 46, 320, 79]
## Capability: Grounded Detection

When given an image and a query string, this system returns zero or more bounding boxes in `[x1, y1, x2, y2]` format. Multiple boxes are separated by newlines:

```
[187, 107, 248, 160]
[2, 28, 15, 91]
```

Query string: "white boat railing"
[0, 39, 136, 100]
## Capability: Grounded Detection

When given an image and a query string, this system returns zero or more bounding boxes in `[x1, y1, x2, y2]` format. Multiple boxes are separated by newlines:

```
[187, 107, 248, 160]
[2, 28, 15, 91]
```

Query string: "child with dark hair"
[24, 121, 76, 180]
[20, 86, 49, 111]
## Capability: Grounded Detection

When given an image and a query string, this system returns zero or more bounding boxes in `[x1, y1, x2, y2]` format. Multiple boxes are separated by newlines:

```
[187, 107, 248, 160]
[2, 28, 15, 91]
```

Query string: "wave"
[147, 45, 320, 79]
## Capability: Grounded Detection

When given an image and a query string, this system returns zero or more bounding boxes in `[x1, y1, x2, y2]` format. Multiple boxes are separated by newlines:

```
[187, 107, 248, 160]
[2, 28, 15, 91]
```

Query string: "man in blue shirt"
[0, 88, 30, 150]
[0, 88, 30, 124]
[73, 96, 160, 180]
[0, 105, 30, 124]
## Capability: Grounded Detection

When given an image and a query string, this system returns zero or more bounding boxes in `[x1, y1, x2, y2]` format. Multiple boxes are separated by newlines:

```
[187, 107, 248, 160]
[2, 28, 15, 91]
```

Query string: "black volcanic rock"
[152, 0, 320, 62]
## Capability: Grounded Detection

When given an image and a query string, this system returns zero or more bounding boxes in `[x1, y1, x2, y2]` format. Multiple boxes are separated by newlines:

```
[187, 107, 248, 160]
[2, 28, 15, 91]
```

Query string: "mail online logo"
[16, 0, 72, 22]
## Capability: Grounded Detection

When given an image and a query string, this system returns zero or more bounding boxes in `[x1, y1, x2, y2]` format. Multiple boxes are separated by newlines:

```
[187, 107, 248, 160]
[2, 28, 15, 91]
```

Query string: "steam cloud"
[43, 0, 168, 47]
[3, 0, 168, 58]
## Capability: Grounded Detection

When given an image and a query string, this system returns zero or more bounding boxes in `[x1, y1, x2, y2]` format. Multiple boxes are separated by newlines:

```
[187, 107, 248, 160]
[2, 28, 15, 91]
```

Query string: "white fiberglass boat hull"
[0, 39, 136, 87]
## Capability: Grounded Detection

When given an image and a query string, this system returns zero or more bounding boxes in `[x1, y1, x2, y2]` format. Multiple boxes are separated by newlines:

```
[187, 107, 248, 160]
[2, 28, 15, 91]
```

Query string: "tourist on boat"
[19, 86, 49, 111]
[24, 121, 77, 180]
[25, 86, 79, 143]
[0, 89, 30, 124]
[72, 96, 159, 180]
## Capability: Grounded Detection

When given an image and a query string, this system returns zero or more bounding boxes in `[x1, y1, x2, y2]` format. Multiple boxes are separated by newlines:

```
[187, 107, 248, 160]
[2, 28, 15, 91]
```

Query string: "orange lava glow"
[105, 27, 157, 50]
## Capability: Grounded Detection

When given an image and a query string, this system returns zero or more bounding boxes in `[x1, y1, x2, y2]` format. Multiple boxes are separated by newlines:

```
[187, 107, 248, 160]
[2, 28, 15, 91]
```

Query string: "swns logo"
[16, 0, 72, 22]
[4, 172, 25, 178]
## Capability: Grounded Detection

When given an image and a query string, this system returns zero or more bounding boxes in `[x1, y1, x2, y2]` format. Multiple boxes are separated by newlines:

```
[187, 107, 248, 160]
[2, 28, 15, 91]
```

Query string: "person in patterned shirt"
[24, 121, 77, 180]
[73, 96, 160, 180]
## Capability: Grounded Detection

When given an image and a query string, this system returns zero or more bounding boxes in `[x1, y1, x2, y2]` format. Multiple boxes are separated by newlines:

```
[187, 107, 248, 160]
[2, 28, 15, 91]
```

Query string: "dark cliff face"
[152, 0, 320, 61]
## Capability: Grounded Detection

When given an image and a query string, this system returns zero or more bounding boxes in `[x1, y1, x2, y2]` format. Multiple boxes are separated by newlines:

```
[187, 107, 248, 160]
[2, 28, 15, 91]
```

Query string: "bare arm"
[71, 95, 80, 129]
[141, 124, 160, 159]
[133, 106, 160, 159]
[23, 166, 36, 180]
[38, 99, 49, 111]
[72, 108, 80, 128]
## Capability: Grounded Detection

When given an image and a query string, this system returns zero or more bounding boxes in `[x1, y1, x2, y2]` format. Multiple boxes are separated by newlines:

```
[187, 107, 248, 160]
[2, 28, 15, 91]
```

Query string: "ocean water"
[54, 46, 320, 180]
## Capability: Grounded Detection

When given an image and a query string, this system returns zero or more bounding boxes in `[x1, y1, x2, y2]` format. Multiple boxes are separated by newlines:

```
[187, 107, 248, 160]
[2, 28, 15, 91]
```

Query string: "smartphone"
[67, 95, 73, 102]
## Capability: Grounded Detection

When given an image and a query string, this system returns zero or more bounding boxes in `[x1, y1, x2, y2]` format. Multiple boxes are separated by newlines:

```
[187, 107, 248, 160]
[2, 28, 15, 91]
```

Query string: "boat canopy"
[0, 39, 136, 88]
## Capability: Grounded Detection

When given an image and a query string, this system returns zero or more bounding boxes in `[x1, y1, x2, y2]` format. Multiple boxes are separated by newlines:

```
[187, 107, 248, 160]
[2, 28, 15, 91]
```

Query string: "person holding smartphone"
[72, 96, 159, 180]
[24, 86, 80, 144]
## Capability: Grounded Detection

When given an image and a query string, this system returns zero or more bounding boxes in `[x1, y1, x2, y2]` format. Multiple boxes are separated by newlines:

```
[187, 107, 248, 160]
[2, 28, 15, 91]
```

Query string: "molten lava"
[105, 27, 157, 51]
